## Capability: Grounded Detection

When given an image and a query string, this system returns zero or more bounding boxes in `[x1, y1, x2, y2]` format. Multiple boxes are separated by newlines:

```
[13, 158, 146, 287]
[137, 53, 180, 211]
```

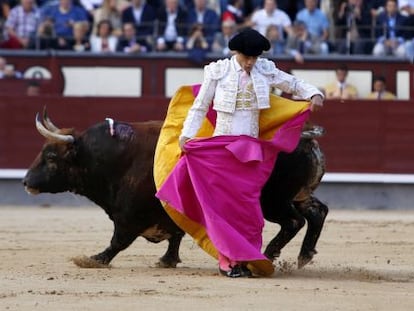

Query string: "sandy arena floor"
[0, 206, 413, 311]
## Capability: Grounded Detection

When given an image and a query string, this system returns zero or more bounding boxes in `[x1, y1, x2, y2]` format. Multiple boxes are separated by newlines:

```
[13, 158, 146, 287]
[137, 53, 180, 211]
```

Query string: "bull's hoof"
[263, 249, 280, 262]
[297, 250, 317, 269]
[157, 256, 181, 268]
[71, 255, 111, 268]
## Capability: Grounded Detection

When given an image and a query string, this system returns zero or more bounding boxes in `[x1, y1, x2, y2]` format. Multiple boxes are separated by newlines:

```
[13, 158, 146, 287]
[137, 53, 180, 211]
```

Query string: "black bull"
[23, 113, 328, 269]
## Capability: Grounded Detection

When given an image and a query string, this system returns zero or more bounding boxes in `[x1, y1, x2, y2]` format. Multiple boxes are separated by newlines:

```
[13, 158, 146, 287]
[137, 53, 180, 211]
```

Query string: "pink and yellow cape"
[154, 85, 310, 276]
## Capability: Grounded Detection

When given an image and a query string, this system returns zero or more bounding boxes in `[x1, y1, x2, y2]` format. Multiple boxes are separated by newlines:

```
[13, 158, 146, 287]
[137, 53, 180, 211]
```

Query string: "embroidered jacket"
[180, 55, 322, 140]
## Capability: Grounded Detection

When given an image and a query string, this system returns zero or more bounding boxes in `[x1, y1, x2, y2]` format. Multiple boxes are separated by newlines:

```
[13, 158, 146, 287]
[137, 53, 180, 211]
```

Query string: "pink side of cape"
[156, 94, 310, 262]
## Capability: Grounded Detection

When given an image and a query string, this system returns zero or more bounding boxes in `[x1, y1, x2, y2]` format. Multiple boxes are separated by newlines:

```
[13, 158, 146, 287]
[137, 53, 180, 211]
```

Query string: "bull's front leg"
[295, 196, 328, 268]
[158, 231, 185, 268]
[91, 224, 139, 265]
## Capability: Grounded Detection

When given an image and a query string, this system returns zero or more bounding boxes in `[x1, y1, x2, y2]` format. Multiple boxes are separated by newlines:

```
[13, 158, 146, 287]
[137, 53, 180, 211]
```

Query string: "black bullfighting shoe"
[219, 264, 253, 278]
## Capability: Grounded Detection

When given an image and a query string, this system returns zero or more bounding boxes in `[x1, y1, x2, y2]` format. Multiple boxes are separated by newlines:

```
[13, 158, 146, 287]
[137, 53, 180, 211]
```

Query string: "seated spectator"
[68, 21, 90, 51]
[116, 22, 150, 52]
[155, 0, 187, 52]
[399, 0, 414, 60]
[90, 19, 118, 52]
[186, 0, 220, 46]
[32, 17, 58, 49]
[249, 0, 293, 39]
[121, 0, 156, 44]
[399, 0, 414, 16]
[295, 0, 330, 54]
[285, 20, 323, 63]
[263, 24, 285, 56]
[93, 0, 128, 37]
[366, 75, 396, 100]
[372, 0, 408, 57]
[324, 64, 358, 100]
[0, 56, 23, 79]
[334, 0, 372, 55]
[26, 79, 41, 96]
[80, 0, 104, 15]
[186, 22, 209, 50]
[41, 0, 89, 47]
[1, 0, 40, 49]
[211, 17, 237, 56]
[186, 22, 209, 62]
[0, 0, 12, 38]
[221, 0, 246, 28]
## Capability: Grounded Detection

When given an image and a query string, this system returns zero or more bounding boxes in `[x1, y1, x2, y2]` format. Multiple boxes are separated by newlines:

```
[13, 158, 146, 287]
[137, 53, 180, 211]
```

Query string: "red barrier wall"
[0, 95, 168, 169]
[1, 95, 414, 173]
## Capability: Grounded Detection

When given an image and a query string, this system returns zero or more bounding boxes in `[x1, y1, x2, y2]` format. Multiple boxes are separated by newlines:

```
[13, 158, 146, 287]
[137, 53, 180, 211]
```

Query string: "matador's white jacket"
[180, 55, 323, 140]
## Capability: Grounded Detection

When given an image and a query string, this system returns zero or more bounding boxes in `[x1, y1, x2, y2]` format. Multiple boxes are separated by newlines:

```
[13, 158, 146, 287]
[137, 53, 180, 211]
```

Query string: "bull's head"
[23, 109, 79, 194]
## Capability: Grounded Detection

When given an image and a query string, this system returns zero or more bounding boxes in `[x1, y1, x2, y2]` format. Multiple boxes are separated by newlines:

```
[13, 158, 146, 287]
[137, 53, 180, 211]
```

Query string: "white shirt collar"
[232, 55, 243, 72]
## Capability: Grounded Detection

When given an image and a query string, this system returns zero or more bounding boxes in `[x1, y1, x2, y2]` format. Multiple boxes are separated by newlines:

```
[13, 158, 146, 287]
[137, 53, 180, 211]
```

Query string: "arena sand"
[0, 206, 413, 311]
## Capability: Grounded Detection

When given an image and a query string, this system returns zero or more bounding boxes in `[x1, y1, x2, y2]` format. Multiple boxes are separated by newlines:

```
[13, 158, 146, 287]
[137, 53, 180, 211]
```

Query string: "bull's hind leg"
[295, 196, 328, 268]
[158, 231, 185, 268]
[263, 202, 306, 262]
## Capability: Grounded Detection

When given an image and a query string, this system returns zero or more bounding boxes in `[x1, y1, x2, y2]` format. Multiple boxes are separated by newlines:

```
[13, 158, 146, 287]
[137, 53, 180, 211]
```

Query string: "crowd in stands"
[0, 0, 413, 60]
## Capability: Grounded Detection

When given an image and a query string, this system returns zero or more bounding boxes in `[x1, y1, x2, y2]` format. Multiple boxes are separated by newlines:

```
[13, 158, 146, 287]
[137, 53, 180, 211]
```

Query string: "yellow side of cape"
[153, 85, 310, 276]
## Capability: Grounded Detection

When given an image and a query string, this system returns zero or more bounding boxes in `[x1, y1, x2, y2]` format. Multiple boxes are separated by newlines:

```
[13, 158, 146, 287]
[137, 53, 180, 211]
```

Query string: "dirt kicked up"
[0, 206, 413, 311]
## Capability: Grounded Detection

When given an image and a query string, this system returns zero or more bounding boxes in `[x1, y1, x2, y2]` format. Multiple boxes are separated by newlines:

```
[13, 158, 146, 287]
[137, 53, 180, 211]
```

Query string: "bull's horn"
[42, 106, 59, 132]
[35, 113, 75, 143]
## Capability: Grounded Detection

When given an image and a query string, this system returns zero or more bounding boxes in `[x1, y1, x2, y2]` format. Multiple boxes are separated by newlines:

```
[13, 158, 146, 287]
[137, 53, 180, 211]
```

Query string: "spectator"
[68, 21, 90, 51]
[42, 0, 89, 47]
[295, 0, 330, 54]
[334, 0, 372, 54]
[285, 19, 324, 63]
[90, 19, 118, 52]
[186, 0, 220, 46]
[399, 0, 414, 60]
[116, 22, 150, 52]
[211, 16, 237, 55]
[2, 0, 40, 49]
[221, 0, 245, 27]
[33, 17, 58, 49]
[93, 0, 128, 37]
[263, 24, 285, 56]
[26, 79, 41, 96]
[366, 75, 396, 100]
[0, 0, 13, 35]
[186, 22, 208, 50]
[399, 0, 414, 16]
[155, 0, 188, 52]
[324, 64, 358, 99]
[249, 0, 293, 39]
[80, 0, 104, 14]
[186, 22, 209, 63]
[0, 56, 23, 78]
[372, 0, 408, 57]
[121, 0, 156, 44]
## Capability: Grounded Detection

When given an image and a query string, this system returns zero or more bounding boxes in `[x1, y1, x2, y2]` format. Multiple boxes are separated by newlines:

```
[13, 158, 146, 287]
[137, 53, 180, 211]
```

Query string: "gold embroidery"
[236, 81, 256, 109]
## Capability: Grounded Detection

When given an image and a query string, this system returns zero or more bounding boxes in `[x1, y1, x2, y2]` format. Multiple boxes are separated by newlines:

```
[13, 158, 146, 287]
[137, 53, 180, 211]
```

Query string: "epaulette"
[255, 58, 277, 75]
[205, 58, 230, 80]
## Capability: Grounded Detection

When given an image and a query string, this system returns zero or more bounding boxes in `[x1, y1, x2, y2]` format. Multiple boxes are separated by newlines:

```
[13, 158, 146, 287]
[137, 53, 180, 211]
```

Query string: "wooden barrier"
[1, 94, 414, 174]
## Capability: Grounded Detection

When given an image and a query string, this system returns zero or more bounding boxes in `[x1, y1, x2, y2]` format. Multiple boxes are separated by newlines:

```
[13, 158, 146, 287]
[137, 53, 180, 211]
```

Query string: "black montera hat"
[228, 28, 271, 56]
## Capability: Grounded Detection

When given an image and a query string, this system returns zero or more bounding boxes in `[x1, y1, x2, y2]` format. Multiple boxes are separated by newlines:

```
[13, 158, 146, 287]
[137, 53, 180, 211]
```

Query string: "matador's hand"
[179, 136, 191, 152]
[310, 95, 324, 112]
